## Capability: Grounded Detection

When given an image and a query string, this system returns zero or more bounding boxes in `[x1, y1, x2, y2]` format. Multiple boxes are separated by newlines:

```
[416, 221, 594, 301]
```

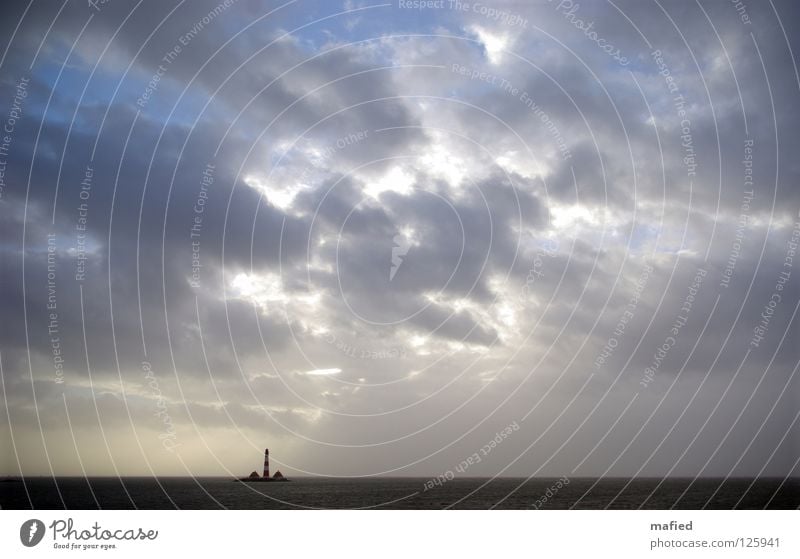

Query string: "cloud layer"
[1, 0, 798, 485]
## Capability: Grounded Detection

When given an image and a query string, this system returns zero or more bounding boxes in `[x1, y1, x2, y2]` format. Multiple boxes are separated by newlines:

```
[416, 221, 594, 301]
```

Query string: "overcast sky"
[1, 0, 798, 480]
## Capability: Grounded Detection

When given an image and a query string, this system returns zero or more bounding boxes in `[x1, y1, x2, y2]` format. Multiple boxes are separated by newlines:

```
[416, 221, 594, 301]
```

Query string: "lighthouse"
[237, 447, 289, 482]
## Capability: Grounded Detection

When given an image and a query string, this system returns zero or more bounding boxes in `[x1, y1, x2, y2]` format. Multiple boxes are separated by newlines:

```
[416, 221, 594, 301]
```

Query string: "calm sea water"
[1, 477, 797, 509]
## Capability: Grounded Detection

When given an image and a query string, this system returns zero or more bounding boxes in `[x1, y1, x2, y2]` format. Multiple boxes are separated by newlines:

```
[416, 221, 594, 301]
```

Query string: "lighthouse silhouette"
[238, 447, 288, 481]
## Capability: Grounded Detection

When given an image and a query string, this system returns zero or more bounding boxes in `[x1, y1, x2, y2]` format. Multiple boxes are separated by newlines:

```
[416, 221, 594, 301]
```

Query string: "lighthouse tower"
[263, 448, 270, 478]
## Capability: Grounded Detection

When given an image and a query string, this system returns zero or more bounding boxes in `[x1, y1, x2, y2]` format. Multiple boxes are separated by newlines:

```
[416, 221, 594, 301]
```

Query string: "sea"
[1, 477, 798, 509]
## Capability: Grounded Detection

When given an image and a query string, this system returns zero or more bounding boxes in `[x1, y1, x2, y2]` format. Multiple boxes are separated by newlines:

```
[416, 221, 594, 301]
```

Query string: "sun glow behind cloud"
[244, 174, 302, 211]
[468, 25, 508, 65]
[363, 165, 415, 199]
[230, 272, 321, 317]
[303, 368, 342, 376]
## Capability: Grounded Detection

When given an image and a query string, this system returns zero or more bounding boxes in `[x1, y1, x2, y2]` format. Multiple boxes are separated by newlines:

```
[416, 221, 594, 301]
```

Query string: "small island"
[236, 448, 290, 482]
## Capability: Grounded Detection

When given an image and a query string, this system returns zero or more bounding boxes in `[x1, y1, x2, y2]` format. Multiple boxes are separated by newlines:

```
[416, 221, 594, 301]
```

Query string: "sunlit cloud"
[468, 25, 509, 65]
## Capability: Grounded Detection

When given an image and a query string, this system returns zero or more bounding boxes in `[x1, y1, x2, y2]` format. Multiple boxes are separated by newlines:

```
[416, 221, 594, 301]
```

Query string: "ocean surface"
[2, 477, 798, 509]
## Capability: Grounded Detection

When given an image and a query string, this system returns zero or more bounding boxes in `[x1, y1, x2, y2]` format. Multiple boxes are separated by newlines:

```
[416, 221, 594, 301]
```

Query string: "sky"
[0, 0, 798, 480]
